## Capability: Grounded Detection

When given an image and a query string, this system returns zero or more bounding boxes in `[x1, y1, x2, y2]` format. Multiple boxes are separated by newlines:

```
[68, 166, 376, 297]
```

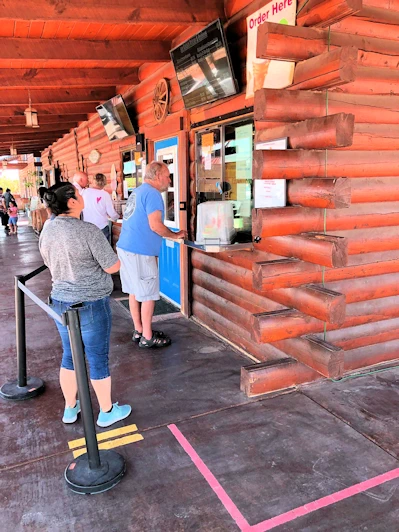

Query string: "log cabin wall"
[191, 0, 399, 394]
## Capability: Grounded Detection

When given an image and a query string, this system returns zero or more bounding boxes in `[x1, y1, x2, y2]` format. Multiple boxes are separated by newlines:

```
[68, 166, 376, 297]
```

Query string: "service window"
[121, 148, 146, 198]
[195, 118, 254, 242]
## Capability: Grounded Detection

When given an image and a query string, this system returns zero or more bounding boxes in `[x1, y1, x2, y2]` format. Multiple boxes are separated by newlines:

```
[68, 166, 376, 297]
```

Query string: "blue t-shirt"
[117, 183, 164, 256]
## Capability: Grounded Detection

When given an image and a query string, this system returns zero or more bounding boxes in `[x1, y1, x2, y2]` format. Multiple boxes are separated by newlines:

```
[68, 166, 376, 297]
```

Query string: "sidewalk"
[1, 222, 398, 532]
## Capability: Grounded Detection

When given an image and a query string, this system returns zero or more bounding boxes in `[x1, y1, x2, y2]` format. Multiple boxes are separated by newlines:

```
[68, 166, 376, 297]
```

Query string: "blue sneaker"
[97, 402, 132, 428]
[62, 400, 81, 424]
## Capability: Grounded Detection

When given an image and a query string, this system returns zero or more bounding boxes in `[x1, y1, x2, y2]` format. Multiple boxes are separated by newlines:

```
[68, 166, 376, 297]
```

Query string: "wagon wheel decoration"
[153, 78, 169, 124]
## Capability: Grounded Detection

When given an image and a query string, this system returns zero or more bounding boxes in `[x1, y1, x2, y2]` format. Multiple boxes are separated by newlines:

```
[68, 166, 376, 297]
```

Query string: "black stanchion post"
[16, 275, 27, 388]
[64, 309, 125, 494]
[0, 276, 45, 400]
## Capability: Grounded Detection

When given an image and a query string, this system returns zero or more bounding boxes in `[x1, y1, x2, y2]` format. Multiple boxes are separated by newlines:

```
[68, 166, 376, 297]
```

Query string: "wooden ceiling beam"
[0, 114, 87, 126]
[0, 123, 77, 135]
[0, 0, 223, 24]
[0, 88, 115, 105]
[0, 68, 140, 88]
[0, 103, 99, 116]
[0, 39, 171, 62]
[0, 132, 71, 143]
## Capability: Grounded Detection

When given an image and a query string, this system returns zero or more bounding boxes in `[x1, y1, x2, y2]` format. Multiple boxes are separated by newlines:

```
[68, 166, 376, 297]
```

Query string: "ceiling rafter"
[0, 68, 139, 88]
[0, 0, 224, 24]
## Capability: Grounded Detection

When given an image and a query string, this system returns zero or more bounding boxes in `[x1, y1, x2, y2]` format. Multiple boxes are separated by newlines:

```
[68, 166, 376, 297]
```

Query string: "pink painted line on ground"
[169, 424, 399, 532]
[168, 423, 251, 532]
[250, 466, 399, 531]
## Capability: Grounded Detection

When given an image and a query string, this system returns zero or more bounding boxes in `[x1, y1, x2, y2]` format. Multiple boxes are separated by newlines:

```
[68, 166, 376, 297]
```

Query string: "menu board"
[170, 19, 238, 110]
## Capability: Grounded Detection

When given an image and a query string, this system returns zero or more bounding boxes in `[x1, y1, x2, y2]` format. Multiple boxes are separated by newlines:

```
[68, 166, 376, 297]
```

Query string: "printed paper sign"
[246, 0, 297, 98]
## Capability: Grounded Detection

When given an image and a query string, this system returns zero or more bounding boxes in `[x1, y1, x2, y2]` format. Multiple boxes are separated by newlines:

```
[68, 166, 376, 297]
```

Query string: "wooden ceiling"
[0, 0, 225, 155]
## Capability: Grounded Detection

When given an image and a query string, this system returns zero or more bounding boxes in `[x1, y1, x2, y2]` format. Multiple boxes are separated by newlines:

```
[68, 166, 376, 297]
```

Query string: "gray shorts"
[117, 248, 160, 302]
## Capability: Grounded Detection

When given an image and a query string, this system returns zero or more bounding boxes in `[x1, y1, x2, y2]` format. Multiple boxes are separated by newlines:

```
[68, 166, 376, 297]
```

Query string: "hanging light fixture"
[25, 89, 39, 128]
[10, 140, 17, 156]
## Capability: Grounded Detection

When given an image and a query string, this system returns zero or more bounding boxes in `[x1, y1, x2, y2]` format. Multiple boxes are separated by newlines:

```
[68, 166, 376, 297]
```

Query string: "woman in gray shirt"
[39, 182, 131, 428]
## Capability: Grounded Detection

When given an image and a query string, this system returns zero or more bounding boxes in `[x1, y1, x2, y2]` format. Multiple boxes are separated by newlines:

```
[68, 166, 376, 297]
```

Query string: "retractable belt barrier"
[0, 267, 126, 494]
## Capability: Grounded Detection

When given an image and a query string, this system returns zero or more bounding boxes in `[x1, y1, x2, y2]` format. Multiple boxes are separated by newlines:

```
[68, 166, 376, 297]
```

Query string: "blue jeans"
[101, 224, 110, 242]
[50, 297, 112, 380]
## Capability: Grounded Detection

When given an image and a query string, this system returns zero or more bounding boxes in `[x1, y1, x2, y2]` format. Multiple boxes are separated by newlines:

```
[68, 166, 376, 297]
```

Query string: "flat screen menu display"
[96, 95, 135, 142]
[170, 19, 238, 110]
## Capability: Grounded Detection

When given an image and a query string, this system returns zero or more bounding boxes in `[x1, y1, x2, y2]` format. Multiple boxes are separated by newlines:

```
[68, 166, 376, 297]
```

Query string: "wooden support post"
[287, 178, 351, 209]
[253, 203, 399, 238]
[240, 359, 321, 397]
[254, 88, 399, 124]
[256, 21, 399, 63]
[290, 47, 358, 91]
[255, 114, 355, 150]
[273, 335, 345, 378]
[252, 150, 399, 179]
[254, 234, 348, 268]
[297, 0, 362, 28]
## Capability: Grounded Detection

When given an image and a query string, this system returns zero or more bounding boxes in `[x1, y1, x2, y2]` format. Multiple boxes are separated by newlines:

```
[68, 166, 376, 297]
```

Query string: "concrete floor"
[1, 221, 399, 532]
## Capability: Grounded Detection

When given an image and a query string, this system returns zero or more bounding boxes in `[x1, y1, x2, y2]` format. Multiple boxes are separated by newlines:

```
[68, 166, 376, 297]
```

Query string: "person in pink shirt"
[8, 200, 18, 234]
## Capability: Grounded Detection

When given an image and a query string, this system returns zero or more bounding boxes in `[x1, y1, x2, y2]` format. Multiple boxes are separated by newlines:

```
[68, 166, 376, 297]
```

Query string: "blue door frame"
[155, 137, 181, 307]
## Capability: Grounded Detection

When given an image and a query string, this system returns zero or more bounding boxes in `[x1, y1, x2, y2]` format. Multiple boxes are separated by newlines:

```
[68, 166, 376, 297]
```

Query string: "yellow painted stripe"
[68, 423, 138, 450]
[72, 433, 144, 458]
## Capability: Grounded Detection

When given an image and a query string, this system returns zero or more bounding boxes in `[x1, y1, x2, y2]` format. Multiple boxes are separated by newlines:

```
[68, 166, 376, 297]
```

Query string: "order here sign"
[246, 0, 297, 99]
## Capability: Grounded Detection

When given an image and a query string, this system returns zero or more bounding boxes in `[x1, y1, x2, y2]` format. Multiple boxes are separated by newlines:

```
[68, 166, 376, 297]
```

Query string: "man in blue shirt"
[117, 161, 186, 348]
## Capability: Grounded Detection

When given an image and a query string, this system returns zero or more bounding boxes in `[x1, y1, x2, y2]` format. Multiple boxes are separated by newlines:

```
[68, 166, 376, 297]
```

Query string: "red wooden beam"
[274, 335, 344, 378]
[0, 38, 171, 63]
[0, 0, 224, 24]
[253, 149, 399, 179]
[0, 68, 139, 88]
[252, 203, 399, 238]
[290, 46, 358, 91]
[0, 114, 87, 126]
[240, 359, 321, 397]
[0, 123, 77, 135]
[0, 88, 115, 105]
[0, 103, 100, 116]
[255, 233, 348, 268]
[255, 113, 355, 149]
[288, 178, 351, 209]
[256, 21, 399, 62]
[297, 0, 362, 28]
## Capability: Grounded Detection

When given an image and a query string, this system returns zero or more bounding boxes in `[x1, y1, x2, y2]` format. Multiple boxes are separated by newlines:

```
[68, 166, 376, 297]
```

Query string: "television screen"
[170, 19, 238, 110]
[96, 95, 135, 142]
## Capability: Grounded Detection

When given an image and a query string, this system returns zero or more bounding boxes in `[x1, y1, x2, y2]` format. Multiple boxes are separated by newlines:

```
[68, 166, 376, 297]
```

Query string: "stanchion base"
[65, 450, 126, 494]
[0, 377, 45, 401]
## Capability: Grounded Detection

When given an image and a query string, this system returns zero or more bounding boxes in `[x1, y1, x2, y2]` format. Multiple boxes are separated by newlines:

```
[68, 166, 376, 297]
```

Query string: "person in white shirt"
[72, 171, 88, 193]
[82, 173, 119, 241]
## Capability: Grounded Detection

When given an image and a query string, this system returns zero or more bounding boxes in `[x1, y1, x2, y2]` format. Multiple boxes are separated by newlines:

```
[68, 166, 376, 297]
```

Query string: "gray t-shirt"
[39, 217, 118, 302]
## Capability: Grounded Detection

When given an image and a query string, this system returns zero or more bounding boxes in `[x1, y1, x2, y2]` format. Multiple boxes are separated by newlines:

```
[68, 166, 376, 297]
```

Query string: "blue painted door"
[155, 137, 181, 307]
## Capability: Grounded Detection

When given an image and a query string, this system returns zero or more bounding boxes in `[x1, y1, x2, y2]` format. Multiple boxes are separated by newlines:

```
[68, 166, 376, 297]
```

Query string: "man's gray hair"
[145, 161, 168, 181]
